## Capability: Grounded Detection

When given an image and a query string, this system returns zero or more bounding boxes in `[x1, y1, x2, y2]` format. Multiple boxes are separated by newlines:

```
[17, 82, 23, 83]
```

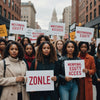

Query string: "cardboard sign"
[64, 60, 85, 78]
[96, 38, 100, 47]
[0, 25, 7, 37]
[70, 32, 75, 41]
[26, 70, 54, 92]
[25, 29, 47, 43]
[75, 27, 94, 42]
[49, 22, 65, 36]
[9, 20, 27, 35]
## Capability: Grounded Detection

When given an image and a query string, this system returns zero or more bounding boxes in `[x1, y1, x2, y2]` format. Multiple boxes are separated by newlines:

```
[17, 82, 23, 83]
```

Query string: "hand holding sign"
[83, 69, 89, 74]
[51, 76, 57, 81]
[16, 76, 25, 82]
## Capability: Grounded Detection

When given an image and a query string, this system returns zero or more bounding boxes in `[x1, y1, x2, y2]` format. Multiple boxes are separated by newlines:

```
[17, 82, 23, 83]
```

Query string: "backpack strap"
[34, 60, 37, 70]
[3, 59, 6, 77]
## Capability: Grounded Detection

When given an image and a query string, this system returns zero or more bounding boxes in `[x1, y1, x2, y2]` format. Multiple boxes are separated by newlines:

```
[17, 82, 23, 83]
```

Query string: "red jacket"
[77, 53, 96, 100]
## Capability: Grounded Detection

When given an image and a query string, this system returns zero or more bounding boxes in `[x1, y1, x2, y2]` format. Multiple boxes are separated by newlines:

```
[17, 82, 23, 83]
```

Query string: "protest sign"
[64, 60, 85, 78]
[96, 38, 100, 47]
[70, 32, 75, 41]
[49, 22, 65, 36]
[25, 29, 47, 43]
[9, 20, 27, 35]
[0, 25, 7, 37]
[26, 70, 54, 92]
[75, 27, 94, 42]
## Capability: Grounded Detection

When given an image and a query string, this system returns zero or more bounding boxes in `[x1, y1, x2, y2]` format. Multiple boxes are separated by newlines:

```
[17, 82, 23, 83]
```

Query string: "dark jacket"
[56, 50, 62, 59]
[30, 56, 60, 100]
[94, 56, 100, 79]
[58, 56, 80, 85]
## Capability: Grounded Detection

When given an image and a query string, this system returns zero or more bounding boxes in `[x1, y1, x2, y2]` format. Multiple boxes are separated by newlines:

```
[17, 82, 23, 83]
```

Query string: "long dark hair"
[62, 41, 78, 58]
[4, 41, 24, 60]
[21, 37, 31, 47]
[36, 35, 50, 46]
[36, 41, 57, 63]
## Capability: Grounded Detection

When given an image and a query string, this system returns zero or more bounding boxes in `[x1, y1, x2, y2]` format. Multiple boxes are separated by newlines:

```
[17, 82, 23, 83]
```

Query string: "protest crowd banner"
[49, 22, 65, 36]
[64, 60, 85, 78]
[75, 26, 94, 42]
[25, 28, 47, 43]
[9, 20, 27, 35]
[26, 70, 54, 92]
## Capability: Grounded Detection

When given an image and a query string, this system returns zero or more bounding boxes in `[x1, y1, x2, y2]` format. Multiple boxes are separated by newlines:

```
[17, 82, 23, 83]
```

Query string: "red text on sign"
[29, 76, 50, 85]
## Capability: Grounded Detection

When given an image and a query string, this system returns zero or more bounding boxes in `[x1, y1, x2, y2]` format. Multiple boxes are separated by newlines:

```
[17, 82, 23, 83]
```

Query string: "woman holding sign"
[0, 41, 29, 100]
[77, 42, 96, 100]
[30, 41, 60, 100]
[58, 41, 80, 100]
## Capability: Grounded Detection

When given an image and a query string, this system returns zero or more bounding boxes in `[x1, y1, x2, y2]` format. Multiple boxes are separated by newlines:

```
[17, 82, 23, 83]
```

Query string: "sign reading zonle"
[26, 70, 54, 92]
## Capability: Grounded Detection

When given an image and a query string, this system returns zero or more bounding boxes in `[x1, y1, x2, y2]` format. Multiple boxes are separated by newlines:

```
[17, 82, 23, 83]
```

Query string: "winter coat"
[0, 56, 29, 100]
[77, 53, 96, 100]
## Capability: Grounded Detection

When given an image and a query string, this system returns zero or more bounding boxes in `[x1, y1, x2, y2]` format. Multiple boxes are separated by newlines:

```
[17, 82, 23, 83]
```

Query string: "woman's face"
[40, 37, 46, 44]
[9, 44, 19, 58]
[42, 43, 50, 56]
[57, 41, 63, 51]
[0, 42, 6, 51]
[24, 38, 29, 45]
[66, 42, 75, 55]
[25, 45, 33, 56]
[80, 43, 87, 54]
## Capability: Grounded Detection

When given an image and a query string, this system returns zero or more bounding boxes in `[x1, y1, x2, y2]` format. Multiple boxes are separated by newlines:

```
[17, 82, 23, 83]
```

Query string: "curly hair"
[4, 41, 24, 60]
[24, 43, 35, 56]
[36, 35, 50, 46]
[62, 41, 78, 57]
[78, 42, 89, 51]
[21, 37, 31, 47]
[36, 41, 57, 63]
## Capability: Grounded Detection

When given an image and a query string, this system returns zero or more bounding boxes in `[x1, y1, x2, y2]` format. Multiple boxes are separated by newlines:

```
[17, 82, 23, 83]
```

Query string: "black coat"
[30, 56, 60, 100]
[58, 56, 80, 85]
[94, 56, 100, 78]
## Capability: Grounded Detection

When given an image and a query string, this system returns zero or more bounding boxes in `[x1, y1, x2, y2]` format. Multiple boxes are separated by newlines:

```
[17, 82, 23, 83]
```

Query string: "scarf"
[24, 54, 35, 69]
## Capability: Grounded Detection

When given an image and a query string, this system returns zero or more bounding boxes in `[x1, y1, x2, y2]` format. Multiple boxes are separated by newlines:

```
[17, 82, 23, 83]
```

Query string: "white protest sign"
[26, 70, 54, 92]
[9, 20, 27, 35]
[75, 27, 94, 42]
[25, 29, 48, 43]
[49, 22, 65, 36]
[25, 28, 34, 38]
[96, 38, 100, 47]
[64, 60, 85, 78]
[8, 36, 15, 41]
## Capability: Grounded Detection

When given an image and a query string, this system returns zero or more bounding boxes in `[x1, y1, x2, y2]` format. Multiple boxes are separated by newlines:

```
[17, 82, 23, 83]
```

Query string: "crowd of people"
[0, 35, 100, 100]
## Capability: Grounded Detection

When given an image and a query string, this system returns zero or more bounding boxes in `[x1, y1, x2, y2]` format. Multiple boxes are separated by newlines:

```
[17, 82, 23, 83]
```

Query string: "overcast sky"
[21, 0, 72, 30]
